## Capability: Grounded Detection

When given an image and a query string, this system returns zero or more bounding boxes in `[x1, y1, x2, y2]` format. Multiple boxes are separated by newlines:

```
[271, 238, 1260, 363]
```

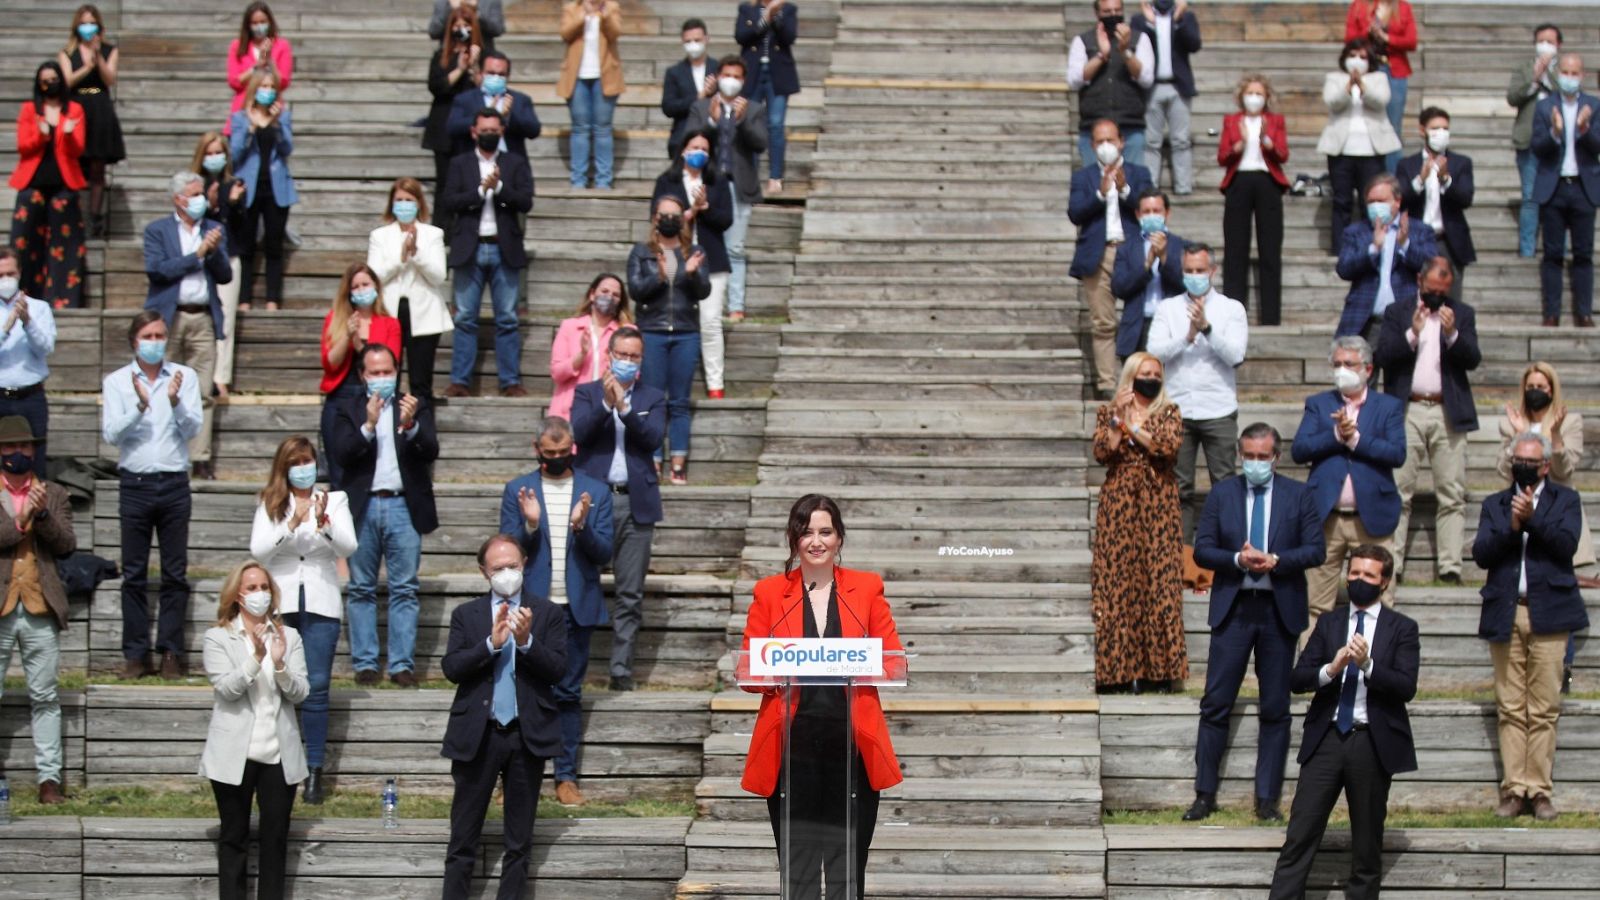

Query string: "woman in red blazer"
[740, 493, 903, 899]
[9, 62, 88, 308]
[1218, 73, 1290, 326]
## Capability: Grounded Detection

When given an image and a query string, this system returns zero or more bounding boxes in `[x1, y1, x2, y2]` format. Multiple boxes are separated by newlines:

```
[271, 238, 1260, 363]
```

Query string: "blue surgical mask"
[684, 149, 710, 170]
[1183, 273, 1211, 297]
[251, 22, 271, 38]
[137, 339, 166, 365]
[77, 23, 100, 40]
[1139, 214, 1166, 235]
[1557, 74, 1582, 96]
[201, 153, 227, 174]
[287, 463, 318, 490]
[1367, 202, 1394, 227]
[611, 359, 640, 384]
[482, 73, 507, 96]
[255, 87, 277, 107]
[366, 376, 397, 401]
[392, 199, 419, 224]
[184, 194, 208, 221]
[350, 287, 378, 308]
[1242, 459, 1274, 487]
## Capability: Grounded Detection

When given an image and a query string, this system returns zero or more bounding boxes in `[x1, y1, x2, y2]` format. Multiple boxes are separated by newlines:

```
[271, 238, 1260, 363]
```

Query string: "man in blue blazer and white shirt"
[1292, 336, 1407, 632]
[441, 534, 566, 900]
[1530, 53, 1600, 327]
[1070, 119, 1154, 396]
[499, 415, 613, 807]
[571, 327, 666, 691]
[1473, 432, 1589, 821]
[1396, 107, 1476, 301]
[1110, 188, 1186, 359]
[446, 50, 542, 160]
[143, 171, 232, 479]
[1334, 172, 1438, 340]
[1188, 423, 1326, 822]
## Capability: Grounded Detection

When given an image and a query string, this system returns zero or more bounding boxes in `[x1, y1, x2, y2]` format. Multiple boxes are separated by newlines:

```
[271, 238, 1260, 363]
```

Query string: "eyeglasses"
[1511, 457, 1545, 467]
[611, 352, 643, 363]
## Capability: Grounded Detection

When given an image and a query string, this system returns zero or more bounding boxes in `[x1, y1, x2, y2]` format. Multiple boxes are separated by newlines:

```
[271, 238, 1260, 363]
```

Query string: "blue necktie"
[492, 600, 518, 726]
[1249, 485, 1267, 550]
[1335, 610, 1367, 734]
[1373, 229, 1397, 318]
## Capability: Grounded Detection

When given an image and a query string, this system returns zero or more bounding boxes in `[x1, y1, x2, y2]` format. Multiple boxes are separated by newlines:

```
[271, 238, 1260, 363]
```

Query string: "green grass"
[1106, 806, 1600, 829]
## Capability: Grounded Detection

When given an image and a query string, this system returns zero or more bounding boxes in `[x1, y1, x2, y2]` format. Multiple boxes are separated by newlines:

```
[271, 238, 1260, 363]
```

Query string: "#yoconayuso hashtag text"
[937, 546, 1016, 557]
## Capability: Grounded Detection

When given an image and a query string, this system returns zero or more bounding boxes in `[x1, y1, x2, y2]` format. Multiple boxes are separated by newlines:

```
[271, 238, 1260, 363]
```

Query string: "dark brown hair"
[127, 310, 164, 347]
[236, 2, 278, 58]
[258, 434, 317, 522]
[1349, 543, 1394, 580]
[477, 533, 524, 567]
[783, 494, 846, 573]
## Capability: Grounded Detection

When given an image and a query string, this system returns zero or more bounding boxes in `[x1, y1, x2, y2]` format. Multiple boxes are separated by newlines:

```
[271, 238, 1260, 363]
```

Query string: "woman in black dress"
[59, 4, 125, 238]
[424, 5, 490, 201]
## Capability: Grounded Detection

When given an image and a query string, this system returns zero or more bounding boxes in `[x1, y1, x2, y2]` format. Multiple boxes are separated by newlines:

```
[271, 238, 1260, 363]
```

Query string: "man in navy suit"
[143, 171, 232, 479]
[441, 534, 566, 900]
[1397, 107, 1476, 301]
[1069, 119, 1154, 396]
[499, 416, 613, 807]
[1334, 173, 1438, 340]
[1268, 544, 1419, 900]
[735, 0, 799, 191]
[1292, 336, 1407, 632]
[662, 18, 720, 159]
[1110, 188, 1186, 360]
[1188, 423, 1325, 822]
[1530, 53, 1600, 327]
[570, 327, 666, 691]
[1473, 432, 1589, 821]
[445, 51, 542, 160]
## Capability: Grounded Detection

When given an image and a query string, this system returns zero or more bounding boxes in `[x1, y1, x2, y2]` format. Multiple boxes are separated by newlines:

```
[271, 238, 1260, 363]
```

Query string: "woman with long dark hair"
[549, 272, 630, 420]
[424, 4, 486, 195]
[225, 2, 293, 133]
[8, 61, 87, 308]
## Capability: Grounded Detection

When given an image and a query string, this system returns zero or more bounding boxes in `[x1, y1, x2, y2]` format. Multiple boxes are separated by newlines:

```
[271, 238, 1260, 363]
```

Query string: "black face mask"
[1346, 579, 1382, 609]
[1100, 14, 1124, 33]
[1421, 292, 1448, 312]
[1151, 0, 1175, 12]
[454, 27, 472, 42]
[656, 215, 683, 238]
[1, 451, 33, 475]
[1511, 462, 1543, 490]
[475, 132, 501, 152]
[1524, 388, 1552, 412]
[1132, 377, 1162, 400]
[540, 454, 574, 477]
[40, 81, 64, 99]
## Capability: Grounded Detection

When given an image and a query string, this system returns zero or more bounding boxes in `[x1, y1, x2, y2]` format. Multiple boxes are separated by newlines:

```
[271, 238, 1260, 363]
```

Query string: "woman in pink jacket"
[548, 272, 630, 421]
[225, 2, 293, 134]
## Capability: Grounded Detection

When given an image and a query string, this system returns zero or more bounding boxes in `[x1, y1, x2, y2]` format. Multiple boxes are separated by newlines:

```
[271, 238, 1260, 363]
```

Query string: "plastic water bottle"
[0, 776, 11, 825]
[381, 778, 398, 830]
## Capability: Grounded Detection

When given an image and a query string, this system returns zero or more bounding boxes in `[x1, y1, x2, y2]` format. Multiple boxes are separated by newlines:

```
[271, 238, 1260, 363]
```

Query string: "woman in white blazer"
[1318, 38, 1401, 252]
[200, 559, 309, 900]
[249, 434, 358, 803]
[367, 176, 451, 399]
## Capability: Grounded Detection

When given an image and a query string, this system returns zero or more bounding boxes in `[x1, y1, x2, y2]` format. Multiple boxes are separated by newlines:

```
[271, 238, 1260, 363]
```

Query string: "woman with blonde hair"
[367, 177, 449, 399]
[1317, 39, 1398, 250]
[1090, 351, 1187, 693]
[549, 272, 631, 420]
[1497, 362, 1595, 588]
[1218, 72, 1289, 324]
[199, 559, 308, 900]
[318, 263, 400, 487]
[189, 131, 248, 396]
[228, 65, 297, 310]
[249, 435, 357, 803]
[58, 4, 124, 237]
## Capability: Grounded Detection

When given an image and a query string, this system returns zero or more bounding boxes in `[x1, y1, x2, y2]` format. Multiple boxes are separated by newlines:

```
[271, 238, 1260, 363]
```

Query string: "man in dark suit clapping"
[1187, 423, 1326, 822]
[441, 534, 566, 900]
[1269, 544, 1419, 900]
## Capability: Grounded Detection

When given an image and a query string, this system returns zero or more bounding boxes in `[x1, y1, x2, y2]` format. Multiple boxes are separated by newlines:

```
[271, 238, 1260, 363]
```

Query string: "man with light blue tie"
[1334, 173, 1437, 342]
[1110, 189, 1186, 359]
[441, 534, 566, 900]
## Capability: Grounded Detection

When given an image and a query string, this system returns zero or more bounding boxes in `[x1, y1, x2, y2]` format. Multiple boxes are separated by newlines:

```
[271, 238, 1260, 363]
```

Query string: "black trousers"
[1222, 171, 1285, 324]
[118, 470, 191, 661]
[1540, 179, 1597, 320]
[238, 194, 290, 305]
[0, 386, 48, 475]
[765, 726, 880, 900]
[1327, 154, 1386, 256]
[444, 725, 544, 900]
[398, 295, 441, 400]
[1268, 728, 1392, 900]
[211, 760, 298, 900]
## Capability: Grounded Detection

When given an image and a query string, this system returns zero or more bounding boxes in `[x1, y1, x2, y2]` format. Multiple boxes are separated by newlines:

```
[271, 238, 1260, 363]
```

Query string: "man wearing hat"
[0, 415, 76, 804]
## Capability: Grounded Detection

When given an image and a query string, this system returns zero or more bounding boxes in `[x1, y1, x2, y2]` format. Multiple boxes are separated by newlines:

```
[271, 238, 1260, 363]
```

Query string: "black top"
[795, 582, 846, 720]
[72, 45, 114, 94]
[254, 125, 278, 187]
[30, 131, 64, 193]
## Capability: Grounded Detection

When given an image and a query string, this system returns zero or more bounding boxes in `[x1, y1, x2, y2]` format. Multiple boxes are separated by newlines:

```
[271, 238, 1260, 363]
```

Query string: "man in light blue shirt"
[101, 311, 203, 681]
[0, 249, 56, 473]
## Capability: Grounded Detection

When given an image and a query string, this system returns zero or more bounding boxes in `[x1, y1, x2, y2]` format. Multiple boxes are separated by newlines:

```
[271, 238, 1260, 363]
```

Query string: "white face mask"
[717, 76, 743, 99]
[1333, 365, 1364, 394]
[683, 40, 706, 58]
[1426, 128, 1450, 154]
[0, 276, 18, 302]
[1344, 56, 1369, 76]
[1094, 141, 1121, 167]
[490, 567, 524, 598]
[241, 590, 273, 618]
[1242, 93, 1266, 114]
[1536, 41, 1559, 60]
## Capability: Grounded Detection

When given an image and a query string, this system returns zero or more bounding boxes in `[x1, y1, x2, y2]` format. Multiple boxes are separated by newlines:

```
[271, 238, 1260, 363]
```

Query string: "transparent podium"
[734, 641, 908, 900]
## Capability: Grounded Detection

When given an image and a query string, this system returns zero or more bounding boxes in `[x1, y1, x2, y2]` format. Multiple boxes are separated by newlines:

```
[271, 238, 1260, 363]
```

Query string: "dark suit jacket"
[685, 97, 769, 204]
[142, 215, 232, 340]
[440, 149, 534, 270]
[445, 88, 542, 159]
[1291, 388, 1407, 537]
[653, 166, 736, 273]
[571, 379, 666, 525]
[1129, 9, 1202, 98]
[1396, 151, 1477, 265]
[1373, 295, 1481, 433]
[1193, 473, 1326, 635]
[662, 56, 721, 159]
[1472, 480, 1590, 641]
[735, 2, 799, 97]
[1067, 162, 1154, 279]
[1110, 228, 1187, 358]
[498, 470, 615, 628]
[1334, 219, 1439, 337]
[1531, 92, 1600, 206]
[1293, 603, 1419, 776]
[440, 593, 567, 761]
[326, 391, 440, 534]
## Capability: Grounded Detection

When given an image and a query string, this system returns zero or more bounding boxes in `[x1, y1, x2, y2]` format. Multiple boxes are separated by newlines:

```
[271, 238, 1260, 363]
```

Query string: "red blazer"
[9, 102, 86, 192]
[1345, 0, 1417, 79]
[319, 312, 402, 394]
[738, 567, 905, 797]
[1217, 111, 1290, 192]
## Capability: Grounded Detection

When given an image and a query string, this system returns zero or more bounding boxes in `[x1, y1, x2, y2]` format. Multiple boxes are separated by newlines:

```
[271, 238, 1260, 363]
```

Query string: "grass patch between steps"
[1106, 806, 1600, 829]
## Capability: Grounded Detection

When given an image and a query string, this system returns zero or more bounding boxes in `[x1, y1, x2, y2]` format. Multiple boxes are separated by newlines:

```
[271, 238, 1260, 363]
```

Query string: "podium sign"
[747, 638, 884, 678]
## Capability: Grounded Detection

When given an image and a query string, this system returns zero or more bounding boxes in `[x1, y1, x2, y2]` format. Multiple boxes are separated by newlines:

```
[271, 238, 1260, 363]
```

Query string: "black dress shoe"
[1255, 797, 1283, 821]
[1563, 667, 1572, 695]
[1182, 792, 1217, 821]
[608, 675, 635, 692]
[302, 767, 325, 805]
[1439, 572, 1461, 585]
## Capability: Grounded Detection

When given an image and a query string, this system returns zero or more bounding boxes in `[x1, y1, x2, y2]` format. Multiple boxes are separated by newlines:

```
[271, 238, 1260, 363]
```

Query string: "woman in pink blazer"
[225, 2, 293, 133]
[548, 273, 631, 421]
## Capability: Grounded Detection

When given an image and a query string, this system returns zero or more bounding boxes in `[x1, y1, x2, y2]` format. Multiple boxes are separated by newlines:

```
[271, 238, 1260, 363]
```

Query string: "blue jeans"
[284, 597, 340, 769]
[725, 195, 754, 313]
[1078, 128, 1147, 172]
[346, 496, 422, 675]
[568, 78, 617, 188]
[553, 612, 594, 784]
[642, 330, 700, 461]
[450, 242, 522, 390]
[1382, 69, 1407, 173]
[752, 71, 789, 180]
[1517, 148, 1540, 256]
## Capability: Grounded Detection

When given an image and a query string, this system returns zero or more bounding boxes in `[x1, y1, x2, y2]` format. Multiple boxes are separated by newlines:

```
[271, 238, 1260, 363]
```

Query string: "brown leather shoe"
[443, 383, 471, 398]
[555, 781, 585, 807]
[500, 385, 530, 398]
[38, 780, 65, 805]
[121, 658, 147, 680]
[1542, 316, 1560, 327]
[354, 669, 381, 686]
[1494, 793, 1526, 818]
[1578, 316, 1597, 328]
[389, 670, 419, 688]
[1531, 794, 1559, 821]
[160, 652, 185, 680]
